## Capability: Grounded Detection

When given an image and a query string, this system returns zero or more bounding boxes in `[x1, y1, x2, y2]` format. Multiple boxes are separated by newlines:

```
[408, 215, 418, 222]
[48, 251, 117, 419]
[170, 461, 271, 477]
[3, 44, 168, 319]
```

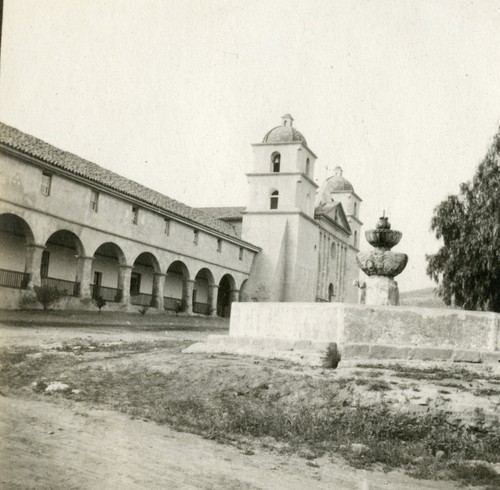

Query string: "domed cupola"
[325, 166, 354, 192]
[262, 114, 308, 147]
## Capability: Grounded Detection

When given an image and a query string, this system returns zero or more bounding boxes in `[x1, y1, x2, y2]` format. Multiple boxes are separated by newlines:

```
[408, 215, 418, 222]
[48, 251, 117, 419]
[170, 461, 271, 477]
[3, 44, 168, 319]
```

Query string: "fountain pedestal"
[356, 216, 408, 306]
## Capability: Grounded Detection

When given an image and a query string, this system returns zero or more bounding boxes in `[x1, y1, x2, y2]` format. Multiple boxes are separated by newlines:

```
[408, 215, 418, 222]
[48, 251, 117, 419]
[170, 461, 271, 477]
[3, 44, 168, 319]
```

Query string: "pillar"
[183, 279, 194, 315]
[208, 284, 219, 317]
[230, 289, 240, 303]
[152, 272, 166, 310]
[25, 244, 45, 290]
[118, 265, 134, 305]
[76, 256, 94, 299]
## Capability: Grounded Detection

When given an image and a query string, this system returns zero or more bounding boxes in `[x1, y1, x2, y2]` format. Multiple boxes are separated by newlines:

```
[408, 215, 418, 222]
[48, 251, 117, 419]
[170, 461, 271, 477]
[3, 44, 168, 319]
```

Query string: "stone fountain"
[356, 214, 408, 306]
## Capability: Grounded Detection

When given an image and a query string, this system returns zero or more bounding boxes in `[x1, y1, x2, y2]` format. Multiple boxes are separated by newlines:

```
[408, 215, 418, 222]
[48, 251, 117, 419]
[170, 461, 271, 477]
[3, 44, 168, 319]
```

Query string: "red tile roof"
[0, 122, 247, 241]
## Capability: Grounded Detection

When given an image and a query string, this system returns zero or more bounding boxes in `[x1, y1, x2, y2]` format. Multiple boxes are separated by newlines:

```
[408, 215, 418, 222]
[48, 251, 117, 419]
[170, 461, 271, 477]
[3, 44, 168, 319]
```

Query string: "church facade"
[0, 115, 362, 313]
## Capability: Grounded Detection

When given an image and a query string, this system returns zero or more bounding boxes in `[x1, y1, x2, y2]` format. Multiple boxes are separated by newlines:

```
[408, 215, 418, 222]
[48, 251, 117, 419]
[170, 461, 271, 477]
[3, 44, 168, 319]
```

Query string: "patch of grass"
[366, 380, 392, 391]
[474, 387, 500, 397]
[357, 362, 500, 383]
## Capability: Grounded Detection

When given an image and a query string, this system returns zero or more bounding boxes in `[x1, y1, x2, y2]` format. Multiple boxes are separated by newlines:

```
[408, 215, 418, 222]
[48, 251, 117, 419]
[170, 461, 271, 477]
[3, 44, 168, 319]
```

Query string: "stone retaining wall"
[185, 302, 499, 365]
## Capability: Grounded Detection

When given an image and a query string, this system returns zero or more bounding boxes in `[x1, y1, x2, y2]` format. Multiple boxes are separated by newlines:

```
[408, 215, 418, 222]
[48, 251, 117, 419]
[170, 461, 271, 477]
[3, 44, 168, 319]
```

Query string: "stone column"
[76, 256, 94, 299]
[230, 289, 240, 303]
[152, 273, 166, 310]
[118, 265, 134, 305]
[25, 244, 45, 290]
[208, 284, 219, 317]
[183, 279, 195, 315]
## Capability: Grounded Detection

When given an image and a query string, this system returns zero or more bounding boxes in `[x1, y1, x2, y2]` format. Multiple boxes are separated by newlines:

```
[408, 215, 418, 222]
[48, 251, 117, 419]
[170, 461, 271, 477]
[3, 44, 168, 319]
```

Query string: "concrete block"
[482, 351, 500, 363]
[369, 344, 411, 360]
[410, 347, 454, 361]
[452, 349, 482, 363]
[341, 343, 371, 358]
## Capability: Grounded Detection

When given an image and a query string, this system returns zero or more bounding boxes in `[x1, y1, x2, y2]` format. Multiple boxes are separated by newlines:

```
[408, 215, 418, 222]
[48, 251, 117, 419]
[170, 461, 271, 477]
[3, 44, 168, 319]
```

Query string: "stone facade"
[0, 115, 362, 312]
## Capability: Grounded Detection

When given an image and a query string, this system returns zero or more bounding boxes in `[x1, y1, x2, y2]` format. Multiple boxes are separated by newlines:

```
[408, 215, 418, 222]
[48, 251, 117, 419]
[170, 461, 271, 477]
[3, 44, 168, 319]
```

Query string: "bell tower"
[241, 115, 320, 301]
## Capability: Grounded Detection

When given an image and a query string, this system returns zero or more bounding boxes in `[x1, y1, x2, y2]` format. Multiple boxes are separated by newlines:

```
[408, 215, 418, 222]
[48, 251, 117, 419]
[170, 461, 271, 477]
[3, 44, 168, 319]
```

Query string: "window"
[164, 218, 171, 235]
[193, 230, 199, 245]
[354, 231, 358, 248]
[306, 158, 310, 177]
[132, 206, 139, 224]
[239, 247, 244, 261]
[90, 190, 99, 212]
[217, 238, 222, 253]
[354, 202, 357, 217]
[331, 243, 336, 259]
[41, 172, 52, 196]
[270, 190, 279, 210]
[271, 152, 281, 173]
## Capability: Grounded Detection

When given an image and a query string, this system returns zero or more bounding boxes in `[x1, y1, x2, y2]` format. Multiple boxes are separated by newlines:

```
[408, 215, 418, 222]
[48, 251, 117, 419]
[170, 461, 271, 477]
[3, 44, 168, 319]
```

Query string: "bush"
[93, 296, 106, 313]
[138, 305, 149, 316]
[33, 285, 63, 310]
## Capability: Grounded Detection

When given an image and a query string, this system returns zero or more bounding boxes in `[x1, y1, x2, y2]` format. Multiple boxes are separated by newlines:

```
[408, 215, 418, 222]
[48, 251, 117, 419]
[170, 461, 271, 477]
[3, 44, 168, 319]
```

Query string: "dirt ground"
[0, 311, 498, 489]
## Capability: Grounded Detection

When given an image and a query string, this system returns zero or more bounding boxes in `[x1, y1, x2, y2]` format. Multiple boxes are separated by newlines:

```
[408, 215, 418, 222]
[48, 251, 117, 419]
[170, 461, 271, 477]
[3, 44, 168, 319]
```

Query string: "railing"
[217, 305, 231, 318]
[91, 284, 121, 303]
[193, 302, 209, 315]
[131, 293, 154, 306]
[164, 296, 182, 312]
[0, 268, 29, 289]
[41, 277, 79, 296]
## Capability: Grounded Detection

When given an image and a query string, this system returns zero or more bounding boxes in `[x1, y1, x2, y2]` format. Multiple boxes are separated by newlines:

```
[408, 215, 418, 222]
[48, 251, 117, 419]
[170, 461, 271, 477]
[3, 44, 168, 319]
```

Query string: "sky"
[1, 0, 500, 292]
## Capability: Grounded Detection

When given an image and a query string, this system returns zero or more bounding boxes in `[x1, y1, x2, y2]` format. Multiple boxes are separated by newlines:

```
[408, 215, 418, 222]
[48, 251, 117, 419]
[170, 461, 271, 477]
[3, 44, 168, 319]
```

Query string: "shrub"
[138, 305, 149, 316]
[33, 285, 63, 310]
[93, 296, 106, 313]
[322, 343, 341, 369]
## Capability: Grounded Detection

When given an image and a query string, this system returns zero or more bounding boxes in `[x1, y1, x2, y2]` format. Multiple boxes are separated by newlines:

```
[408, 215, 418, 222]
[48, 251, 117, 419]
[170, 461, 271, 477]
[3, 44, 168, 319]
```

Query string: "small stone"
[71, 389, 82, 395]
[242, 449, 254, 456]
[306, 461, 320, 468]
[45, 382, 71, 393]
[435, 450, 445, 460]
[350, 443, 369, 455]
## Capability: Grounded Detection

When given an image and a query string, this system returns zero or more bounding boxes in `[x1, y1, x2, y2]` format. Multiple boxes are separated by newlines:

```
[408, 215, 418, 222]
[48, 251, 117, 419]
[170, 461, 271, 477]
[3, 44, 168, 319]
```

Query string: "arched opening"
[354, 231, 358, 248]
[0, 214, 34, 289]
[305, 193, 311, 214]
[328, 283, 335, 302]
[354, 202, 357, 217]
[239, 279, 249, 302]
[130, 252, 160, 307]
[270, 190, 279, 210]
[164, 260, 189, 312]
[271, 152, 281, 173]
[306, 158, 310, 177]
[217, 274, 236, 317]
[193, 268, 214, 315]
[42, 230, 85, 296]
[91, 242, 126, 303]
[331, 242, 336, 259]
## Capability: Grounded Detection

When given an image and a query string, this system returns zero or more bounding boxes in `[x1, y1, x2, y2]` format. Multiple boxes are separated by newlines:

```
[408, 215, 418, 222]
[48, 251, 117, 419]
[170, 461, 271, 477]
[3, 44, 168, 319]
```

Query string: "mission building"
[0, 115, 362, 314]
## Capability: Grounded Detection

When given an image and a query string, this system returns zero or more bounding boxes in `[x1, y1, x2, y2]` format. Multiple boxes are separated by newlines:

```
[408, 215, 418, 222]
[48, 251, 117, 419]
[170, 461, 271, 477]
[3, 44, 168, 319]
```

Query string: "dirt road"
[0, 396, 459, 490]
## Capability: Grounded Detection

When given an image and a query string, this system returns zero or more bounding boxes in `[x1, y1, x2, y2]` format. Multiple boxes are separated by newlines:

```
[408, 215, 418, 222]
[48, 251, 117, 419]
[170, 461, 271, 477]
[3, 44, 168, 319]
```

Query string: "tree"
[426, 127, 500, 312]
